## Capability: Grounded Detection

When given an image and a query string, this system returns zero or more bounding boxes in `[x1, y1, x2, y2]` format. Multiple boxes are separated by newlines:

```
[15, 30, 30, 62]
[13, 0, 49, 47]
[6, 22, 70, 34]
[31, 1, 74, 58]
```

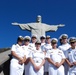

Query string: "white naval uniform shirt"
[46, 48, 65, 67]
[30, 49, 45, 66]
[66, 48, 76, 64]
[21, 44, 35, 59]
[41, 43, 45, 46]
[22, 45, 30, 58]
[11, 44, 25, 60]
[29, 43, 36, 51]
[42, 43, 52, 52]
[41, 43, 45, 51]
[66, 48, 76, 73]
[58, 43, 71, 55]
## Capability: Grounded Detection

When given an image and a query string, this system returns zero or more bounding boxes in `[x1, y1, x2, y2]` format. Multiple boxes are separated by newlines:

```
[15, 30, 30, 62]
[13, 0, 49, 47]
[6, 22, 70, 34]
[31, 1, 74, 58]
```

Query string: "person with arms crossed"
[10, 36, 26, 75]
[29, 40, 45, 75]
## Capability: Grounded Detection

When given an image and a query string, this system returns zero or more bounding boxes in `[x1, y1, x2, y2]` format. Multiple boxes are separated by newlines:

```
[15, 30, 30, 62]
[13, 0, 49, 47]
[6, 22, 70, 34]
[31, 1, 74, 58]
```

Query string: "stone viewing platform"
[0, 48, 11, 75]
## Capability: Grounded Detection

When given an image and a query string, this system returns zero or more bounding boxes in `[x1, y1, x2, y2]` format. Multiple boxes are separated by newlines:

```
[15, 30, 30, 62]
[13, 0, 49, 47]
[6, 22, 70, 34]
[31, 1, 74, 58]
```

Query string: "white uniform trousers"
[24, 62, 31, 75]
[49, 65, 65, 75]
[68, 66, 76, 75]
[10, 59, 24, 75]
[63, 62, 69, 75]
[44, 60, 49, 72]
[29, 65, 44, 75]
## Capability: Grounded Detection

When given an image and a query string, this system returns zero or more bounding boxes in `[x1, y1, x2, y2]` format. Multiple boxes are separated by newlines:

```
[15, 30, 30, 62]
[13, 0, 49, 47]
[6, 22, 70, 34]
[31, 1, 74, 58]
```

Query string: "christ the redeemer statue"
[12, 15, 65, 40]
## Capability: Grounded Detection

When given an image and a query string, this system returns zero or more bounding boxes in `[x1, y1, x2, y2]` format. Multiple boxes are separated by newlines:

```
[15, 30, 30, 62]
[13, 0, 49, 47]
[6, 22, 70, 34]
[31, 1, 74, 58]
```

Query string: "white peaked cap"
[51, 38, 58, 43]
[59, 34, 68, 39]
[68, 37, 76, 43]
[31, 34, 37, 38]
[40, 35, 46, 38]
[24, 36, 31, 40]
[46, 35, 51, 38]
[18, 35, 23, 38]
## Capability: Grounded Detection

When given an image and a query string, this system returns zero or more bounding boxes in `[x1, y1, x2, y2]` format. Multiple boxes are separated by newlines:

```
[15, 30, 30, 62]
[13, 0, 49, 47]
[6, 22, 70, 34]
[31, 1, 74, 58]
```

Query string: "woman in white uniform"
[10, 36, 26, 75]
[22, 36, 31, 75]
[66, 37, 76, 75]
[46, 38, 65, 75]
[29, 40, 45, 75]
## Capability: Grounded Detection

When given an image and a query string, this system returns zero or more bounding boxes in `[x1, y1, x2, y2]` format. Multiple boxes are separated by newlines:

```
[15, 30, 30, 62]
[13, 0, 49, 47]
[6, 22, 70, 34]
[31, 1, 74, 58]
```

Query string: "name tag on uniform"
[35, 60, 39, 63]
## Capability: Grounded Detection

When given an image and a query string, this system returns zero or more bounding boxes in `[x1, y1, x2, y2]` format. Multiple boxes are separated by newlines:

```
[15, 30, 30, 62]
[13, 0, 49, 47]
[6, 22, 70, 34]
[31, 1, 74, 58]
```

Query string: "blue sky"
[0, 0, 76, 48]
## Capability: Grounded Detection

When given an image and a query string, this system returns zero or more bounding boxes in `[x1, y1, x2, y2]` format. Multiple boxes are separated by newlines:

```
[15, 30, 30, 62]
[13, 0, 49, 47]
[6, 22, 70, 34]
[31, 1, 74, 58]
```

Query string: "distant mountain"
[0, 48, 11, 53]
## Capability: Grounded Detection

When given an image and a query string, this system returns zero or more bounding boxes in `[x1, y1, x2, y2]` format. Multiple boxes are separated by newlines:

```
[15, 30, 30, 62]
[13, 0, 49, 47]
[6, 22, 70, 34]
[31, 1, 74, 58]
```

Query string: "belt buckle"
[36, 61, 38, 63]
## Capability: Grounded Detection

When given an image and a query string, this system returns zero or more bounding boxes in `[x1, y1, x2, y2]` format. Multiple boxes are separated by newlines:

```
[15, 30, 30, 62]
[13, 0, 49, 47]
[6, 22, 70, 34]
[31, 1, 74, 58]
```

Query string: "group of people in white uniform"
[10, 34, 76, 75]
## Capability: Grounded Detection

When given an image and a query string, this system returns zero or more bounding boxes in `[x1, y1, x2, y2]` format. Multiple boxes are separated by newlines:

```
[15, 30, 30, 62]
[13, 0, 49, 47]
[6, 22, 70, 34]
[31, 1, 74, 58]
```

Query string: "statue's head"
[36, 15, 42, 23]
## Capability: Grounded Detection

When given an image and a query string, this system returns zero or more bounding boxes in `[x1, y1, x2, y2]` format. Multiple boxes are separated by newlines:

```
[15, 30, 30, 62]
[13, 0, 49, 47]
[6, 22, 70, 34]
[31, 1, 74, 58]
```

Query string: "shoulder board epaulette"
[58, 51, 62, 53]
[50, 52, 53, 53]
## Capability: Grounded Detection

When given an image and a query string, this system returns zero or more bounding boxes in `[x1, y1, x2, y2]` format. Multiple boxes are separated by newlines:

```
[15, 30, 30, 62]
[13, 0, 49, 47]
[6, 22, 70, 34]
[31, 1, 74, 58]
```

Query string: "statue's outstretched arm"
[45, 24, 65, 32]
[12, 22, 20, 25]
[12, 22, 31, 30]
[56, 24, 65, 27]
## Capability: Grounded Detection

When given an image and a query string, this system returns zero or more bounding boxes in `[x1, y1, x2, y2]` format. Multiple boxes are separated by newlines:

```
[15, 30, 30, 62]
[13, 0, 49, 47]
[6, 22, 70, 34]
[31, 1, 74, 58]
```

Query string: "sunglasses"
[70, 42, 75, 44]
[24, 40, 30, 42]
